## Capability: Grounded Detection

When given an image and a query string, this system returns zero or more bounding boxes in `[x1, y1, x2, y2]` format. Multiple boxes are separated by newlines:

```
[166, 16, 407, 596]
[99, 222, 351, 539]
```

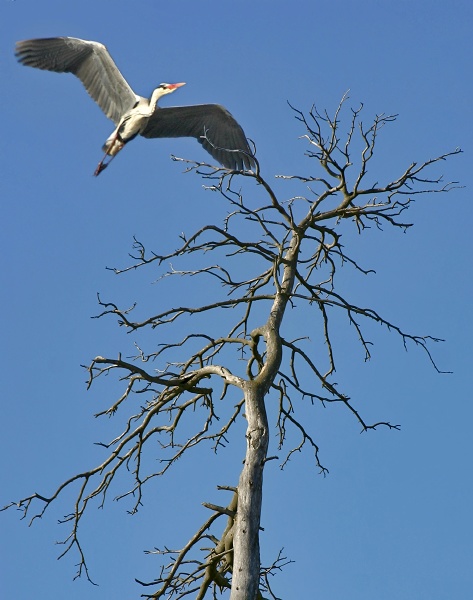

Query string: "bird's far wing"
[141, 104, 255, 170]
[15, 37, 138, 124]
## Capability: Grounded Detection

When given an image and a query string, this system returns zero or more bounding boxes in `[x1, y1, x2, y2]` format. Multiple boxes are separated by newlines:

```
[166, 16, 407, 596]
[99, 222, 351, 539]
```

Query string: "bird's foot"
[94, 162, 108, 177]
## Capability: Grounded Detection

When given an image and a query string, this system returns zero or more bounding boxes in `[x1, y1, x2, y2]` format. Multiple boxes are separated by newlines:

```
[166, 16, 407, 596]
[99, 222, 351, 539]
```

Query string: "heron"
[15, 37, 255, 176]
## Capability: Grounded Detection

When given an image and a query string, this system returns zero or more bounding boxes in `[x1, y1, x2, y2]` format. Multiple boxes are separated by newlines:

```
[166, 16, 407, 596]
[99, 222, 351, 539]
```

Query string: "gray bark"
[231, 233, 300, 599]
[230, 382, 268, 600]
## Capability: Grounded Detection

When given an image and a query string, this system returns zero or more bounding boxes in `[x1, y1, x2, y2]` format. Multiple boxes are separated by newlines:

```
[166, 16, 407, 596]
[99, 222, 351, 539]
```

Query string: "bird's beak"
[169, 82, 186, 89]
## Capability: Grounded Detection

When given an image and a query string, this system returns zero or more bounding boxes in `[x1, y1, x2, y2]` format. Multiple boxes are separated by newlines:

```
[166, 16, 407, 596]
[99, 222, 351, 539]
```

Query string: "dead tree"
[2, 94, 461, 600]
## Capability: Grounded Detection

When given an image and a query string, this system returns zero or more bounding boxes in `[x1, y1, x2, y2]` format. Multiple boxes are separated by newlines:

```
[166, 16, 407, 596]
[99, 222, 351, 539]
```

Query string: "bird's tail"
[102, 129, 125, 157]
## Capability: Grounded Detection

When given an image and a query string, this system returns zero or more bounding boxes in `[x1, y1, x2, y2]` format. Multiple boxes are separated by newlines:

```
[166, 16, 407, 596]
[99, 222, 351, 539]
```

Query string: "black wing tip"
[209, 141, 256, 171]
[15, 43, 35, 66]
[14, 38, 57, 64]
[14, 37, 80, 56]
[14, 39, 29, 58]
[227, 153, 256, 171]
[16, 37, 57, 50]
[14, 37, 96, 73]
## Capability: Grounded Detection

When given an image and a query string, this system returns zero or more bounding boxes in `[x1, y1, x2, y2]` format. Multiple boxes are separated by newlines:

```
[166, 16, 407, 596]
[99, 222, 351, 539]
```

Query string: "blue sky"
[1, 1, 472, 599]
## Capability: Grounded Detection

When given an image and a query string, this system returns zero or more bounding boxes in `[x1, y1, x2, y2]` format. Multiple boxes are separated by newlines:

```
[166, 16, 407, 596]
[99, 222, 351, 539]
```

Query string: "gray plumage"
[15, 37, 255, 173]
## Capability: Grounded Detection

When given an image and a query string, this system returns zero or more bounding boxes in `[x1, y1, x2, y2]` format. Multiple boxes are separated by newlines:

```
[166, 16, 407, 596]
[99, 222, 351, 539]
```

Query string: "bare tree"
[2, 94, 461, 600]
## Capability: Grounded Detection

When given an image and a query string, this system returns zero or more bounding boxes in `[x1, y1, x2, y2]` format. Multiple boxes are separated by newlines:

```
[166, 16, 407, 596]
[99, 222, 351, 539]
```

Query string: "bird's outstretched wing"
[142, 104, 255, 170]
[15, 37, 138, 124]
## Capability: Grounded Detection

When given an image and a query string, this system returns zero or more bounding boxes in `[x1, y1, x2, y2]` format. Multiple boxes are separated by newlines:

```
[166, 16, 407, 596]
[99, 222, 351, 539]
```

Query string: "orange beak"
[169, 82, 186, 89]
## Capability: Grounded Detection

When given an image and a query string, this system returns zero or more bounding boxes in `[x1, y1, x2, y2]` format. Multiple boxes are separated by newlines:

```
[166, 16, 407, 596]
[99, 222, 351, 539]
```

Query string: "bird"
[15, 37, 255, 176]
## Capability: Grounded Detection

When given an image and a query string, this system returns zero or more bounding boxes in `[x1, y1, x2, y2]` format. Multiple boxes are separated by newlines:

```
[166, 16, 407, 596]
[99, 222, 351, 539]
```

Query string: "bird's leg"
[94, 131, 125, 176]
[94, 153, 114, 176]
[94, 147, 121, 176]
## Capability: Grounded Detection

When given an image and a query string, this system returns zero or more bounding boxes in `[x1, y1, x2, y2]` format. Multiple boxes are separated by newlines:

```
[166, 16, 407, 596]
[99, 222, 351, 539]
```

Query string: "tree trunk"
[230, 382, 269, 600]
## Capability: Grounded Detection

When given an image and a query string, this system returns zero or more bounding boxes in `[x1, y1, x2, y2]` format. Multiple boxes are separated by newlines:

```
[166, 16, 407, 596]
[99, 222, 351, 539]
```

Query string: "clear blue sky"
[1, 1, 472, 599]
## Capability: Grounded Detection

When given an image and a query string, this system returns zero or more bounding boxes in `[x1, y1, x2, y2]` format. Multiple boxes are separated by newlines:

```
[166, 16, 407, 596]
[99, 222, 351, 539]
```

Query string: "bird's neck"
[149, 88, 167, 111]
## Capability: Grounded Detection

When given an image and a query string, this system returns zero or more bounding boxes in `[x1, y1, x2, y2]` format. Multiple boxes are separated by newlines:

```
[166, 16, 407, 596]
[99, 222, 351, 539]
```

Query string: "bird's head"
[157, 82, 186, 96]
[150, 82, 186, 107]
